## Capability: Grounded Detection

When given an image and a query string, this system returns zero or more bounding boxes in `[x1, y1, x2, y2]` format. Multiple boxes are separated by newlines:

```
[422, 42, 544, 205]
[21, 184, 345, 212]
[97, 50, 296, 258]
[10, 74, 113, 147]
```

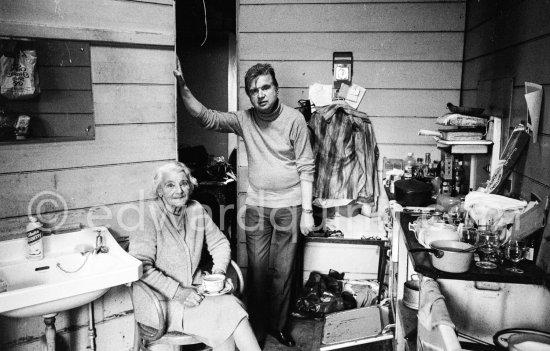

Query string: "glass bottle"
[422, 153, 431, 178]
[424, 153, 431, 167]
[404, 152, 416, 176]
[454, 161, 464, 196]
[441, 181, 450, 195]
[525, 236, 536, 261]
[476, 226, 500, 269]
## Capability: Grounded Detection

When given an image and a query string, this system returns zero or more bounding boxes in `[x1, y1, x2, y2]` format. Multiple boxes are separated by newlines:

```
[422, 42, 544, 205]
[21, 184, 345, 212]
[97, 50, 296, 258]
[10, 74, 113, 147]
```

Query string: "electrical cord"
[56, 252, 91, 273]
[201, 0, 208, 47]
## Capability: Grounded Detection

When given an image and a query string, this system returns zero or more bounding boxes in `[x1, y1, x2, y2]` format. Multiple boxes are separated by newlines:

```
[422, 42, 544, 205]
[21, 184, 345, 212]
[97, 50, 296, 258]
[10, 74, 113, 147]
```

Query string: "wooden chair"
[129, 260, 244, 351]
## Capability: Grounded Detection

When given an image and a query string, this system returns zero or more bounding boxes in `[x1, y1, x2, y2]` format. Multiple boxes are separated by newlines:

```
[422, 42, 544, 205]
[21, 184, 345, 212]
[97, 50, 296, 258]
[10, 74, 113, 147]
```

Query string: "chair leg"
[133, 321, 149, 351]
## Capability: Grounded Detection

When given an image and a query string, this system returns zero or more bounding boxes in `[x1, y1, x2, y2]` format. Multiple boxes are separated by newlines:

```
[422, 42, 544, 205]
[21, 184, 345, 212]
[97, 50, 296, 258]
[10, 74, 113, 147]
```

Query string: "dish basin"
[439, 279, 550, 343]
[0, 226, 142, 318]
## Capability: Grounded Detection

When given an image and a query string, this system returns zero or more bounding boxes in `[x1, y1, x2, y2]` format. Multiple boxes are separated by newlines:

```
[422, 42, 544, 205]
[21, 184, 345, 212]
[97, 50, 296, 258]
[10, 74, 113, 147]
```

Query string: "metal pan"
[493, 328, 550, 351]
[409, 240, 474, 273]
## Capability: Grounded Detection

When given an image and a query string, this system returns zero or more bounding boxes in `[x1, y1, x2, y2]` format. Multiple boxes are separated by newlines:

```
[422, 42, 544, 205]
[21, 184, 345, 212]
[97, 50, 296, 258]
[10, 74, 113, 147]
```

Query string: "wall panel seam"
[92, 83, 174, 86]
[512, 171, 550, 189]
[463, 32, 550, 63]
[0, 159, 175, 177]
[94, 122, 175, 127]
[239, 30, 465, 34]
[239, 59, 464, 63]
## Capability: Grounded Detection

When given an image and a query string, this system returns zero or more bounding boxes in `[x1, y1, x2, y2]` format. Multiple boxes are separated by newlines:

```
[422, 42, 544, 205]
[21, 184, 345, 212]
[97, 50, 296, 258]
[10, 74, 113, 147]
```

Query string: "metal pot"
[403, 275, 420, 310]
[409, 240, 474, 273]
[394, 178, 432, 207]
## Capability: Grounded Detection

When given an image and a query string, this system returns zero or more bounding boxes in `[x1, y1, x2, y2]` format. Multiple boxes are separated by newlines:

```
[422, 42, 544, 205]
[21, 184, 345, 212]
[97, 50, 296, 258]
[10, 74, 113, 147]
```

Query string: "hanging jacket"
[309, 104, 379, 202]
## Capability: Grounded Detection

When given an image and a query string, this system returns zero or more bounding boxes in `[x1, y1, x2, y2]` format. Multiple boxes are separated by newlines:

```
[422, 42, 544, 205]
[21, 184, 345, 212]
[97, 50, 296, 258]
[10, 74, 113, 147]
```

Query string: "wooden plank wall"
[460, 0, 550, 273]
[0, 0, 176, 349]
[235, 0, 466, 267]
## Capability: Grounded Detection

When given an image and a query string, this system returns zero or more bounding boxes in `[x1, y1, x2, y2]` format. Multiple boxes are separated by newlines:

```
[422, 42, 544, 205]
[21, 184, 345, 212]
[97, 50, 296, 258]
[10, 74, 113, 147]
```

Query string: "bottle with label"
[424, 153, 431, 167]
[26, 216, 44, 261]
[415, 157, 423, 178]
[404, 152, 417, 176]
[431, 175, 442, 196]
[454, 161, 464, 196]
[525, 236, 536, 261]
[441, 181, 450, 195]
[428, 160, 438, 178]
[422, 153, 431, 178]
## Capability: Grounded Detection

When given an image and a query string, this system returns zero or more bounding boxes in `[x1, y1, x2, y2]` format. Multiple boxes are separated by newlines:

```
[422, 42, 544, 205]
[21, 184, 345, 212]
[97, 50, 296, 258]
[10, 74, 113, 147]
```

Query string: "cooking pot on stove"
[409, 240, 474, 273]
[394, 178, 432, 207]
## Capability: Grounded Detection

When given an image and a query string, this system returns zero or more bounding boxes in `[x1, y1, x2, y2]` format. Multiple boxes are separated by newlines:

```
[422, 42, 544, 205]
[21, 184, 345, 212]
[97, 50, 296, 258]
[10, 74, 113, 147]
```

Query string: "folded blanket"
[436, 113, 488, 127]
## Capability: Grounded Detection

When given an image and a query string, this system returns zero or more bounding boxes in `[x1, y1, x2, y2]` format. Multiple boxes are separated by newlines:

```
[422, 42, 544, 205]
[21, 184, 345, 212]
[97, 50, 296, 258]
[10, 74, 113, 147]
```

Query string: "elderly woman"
[130, 161, 260, 351]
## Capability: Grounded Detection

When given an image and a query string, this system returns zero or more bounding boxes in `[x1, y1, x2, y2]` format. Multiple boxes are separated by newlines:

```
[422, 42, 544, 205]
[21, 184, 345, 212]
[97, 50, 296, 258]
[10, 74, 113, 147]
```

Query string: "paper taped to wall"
[309, 83, 333, 107]
[525, 82, 543, 143]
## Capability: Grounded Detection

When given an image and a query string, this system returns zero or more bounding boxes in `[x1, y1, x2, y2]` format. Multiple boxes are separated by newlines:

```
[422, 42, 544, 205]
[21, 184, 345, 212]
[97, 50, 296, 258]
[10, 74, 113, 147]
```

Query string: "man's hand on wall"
[173, 55, 186, 87]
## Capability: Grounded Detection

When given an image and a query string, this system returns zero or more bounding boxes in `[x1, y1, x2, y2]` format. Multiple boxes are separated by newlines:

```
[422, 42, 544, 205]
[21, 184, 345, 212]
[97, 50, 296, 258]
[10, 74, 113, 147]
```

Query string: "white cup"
[202, 274, 225, 293]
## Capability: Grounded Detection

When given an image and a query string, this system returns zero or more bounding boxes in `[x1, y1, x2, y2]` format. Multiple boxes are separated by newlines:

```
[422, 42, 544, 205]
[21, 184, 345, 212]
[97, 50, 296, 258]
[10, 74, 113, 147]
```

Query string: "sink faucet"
[94, 229, 109, 254]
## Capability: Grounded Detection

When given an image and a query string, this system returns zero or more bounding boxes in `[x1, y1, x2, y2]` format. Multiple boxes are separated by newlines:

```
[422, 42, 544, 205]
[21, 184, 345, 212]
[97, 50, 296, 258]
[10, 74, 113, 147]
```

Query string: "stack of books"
[435, 128, 485, 141]
[418, 127, 491, 153]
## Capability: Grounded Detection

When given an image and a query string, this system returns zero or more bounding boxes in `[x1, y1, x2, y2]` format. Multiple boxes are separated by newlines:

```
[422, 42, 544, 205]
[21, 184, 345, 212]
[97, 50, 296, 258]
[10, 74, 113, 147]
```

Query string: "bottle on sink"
[26, 216, 44, 261]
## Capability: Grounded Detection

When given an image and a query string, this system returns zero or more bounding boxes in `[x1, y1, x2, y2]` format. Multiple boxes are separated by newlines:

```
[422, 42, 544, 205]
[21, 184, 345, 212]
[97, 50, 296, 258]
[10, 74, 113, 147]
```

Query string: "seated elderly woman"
[130, 161, 260, 351]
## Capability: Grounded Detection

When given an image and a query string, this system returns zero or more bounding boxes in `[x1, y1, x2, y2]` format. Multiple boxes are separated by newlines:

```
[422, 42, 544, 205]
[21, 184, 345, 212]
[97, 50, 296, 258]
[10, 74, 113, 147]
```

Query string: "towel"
[418, 277, 455, 330]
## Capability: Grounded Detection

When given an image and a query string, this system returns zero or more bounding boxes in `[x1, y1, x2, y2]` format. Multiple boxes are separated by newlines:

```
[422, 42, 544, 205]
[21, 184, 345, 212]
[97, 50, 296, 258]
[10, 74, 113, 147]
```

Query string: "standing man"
[174, 61, 315, 347]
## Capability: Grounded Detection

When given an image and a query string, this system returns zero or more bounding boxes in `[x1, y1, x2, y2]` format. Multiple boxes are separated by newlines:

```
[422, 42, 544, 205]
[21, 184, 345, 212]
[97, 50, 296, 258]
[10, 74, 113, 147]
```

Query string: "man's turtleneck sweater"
[195, 100, 315, 208]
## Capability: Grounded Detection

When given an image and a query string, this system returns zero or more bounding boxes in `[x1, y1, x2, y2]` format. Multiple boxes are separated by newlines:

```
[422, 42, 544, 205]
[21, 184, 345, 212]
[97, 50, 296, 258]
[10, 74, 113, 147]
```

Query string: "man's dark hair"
[244, 63, 279, 96]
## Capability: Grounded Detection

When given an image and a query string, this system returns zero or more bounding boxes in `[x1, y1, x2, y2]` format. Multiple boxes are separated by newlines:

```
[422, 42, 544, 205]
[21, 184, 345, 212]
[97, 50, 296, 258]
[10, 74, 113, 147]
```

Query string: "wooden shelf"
[436, 139, 492, 154]
[0, 136, 94, 145]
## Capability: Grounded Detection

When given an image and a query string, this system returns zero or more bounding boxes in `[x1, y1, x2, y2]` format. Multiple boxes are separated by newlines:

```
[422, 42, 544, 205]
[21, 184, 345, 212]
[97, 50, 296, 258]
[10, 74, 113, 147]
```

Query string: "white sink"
[0, 227, 142, 318]
[439, 279, 550, 343]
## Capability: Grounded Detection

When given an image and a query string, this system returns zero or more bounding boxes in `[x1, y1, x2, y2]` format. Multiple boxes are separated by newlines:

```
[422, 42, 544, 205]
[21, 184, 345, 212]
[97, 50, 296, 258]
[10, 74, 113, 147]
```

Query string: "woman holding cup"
[130, 161, 260, 351]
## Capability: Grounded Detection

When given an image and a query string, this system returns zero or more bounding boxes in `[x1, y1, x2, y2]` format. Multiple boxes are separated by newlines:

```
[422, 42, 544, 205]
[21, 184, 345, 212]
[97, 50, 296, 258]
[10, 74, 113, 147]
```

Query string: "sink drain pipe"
[88, 302, 97, 350]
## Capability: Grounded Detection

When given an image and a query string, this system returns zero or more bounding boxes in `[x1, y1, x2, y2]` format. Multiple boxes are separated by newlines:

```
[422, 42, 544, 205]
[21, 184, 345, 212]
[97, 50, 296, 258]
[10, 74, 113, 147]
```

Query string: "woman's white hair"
[152, 161, 198, 198]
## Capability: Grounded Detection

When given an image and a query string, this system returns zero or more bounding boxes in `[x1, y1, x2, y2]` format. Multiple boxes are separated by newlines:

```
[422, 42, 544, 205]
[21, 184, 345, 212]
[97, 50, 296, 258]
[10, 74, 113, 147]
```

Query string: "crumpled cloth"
[418, 277, 455, 330]
[464, 191, 527, 236]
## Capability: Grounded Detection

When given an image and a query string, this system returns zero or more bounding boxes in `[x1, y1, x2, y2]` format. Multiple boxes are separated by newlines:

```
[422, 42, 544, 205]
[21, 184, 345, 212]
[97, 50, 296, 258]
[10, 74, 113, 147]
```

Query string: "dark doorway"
[175, 0, 237, 162]
[176, 1, 238, 261]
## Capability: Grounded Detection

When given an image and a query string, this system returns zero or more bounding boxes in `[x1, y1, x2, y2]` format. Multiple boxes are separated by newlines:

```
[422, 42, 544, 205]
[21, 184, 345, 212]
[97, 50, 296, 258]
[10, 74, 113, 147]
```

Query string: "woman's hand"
[175, 286, 204, 308]
[183, 290, 204, 308]
[211, 268, 226, 275]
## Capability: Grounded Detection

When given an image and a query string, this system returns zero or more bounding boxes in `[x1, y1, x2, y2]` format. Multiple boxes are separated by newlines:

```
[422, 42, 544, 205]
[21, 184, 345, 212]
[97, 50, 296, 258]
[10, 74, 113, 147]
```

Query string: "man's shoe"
[269, 328, 296, 347]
